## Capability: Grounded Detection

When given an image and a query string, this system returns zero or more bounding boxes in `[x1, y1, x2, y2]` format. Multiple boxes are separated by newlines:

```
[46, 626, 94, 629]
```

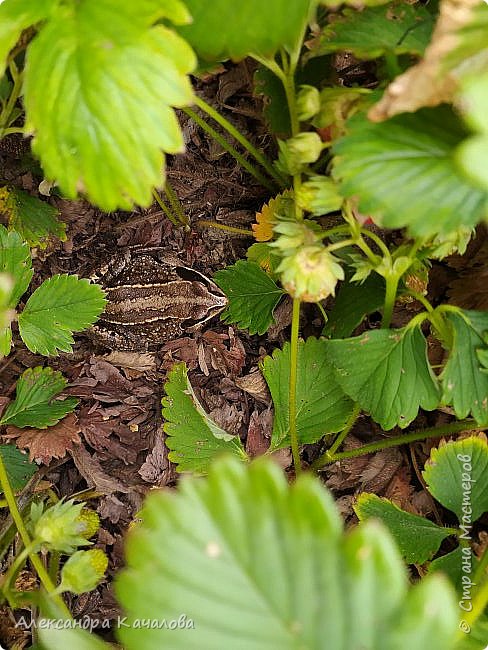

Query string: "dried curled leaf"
[6, 412, 81, 464]
[369, 0, 480, 121]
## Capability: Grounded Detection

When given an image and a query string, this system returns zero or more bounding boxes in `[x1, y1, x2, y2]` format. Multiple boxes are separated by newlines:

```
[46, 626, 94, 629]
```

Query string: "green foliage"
[440, 310, 488, 425]
[162, 362, 247, 473]
[0, 225, 33, 355]
[262, 337, 354, 449]
[325, 325, 440, 430]
[2, 186, 66, 248]
[354, 494, 454, 564]
[116, 457, 458, 650]
[422, 436, 488, 522]
[214, 260, 285, 335]
[0, 0, 55, 76]
[0, 366, 78, 428]
[0, 225, 33, 308]
[22, 0, 195, 211]
[317, 2, 434, 59]
[176, 0, 316, 62]
[0, 444, 37, 491]
[333, 107, 488, 238]
[254, 66, 291, 136]
[39, 623, 113, 650]
[323, 273, 385, 338]
[18, 274, 106, 356]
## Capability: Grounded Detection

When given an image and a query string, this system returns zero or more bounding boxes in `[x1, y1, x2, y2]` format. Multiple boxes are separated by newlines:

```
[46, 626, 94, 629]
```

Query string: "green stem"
[457, 576, 488, 639]
[183, 107, 277, 192]
[384, 51, 402, 79]
[359, 228, 391, 258]
[164, 179, 188, 227]
[152, 189, 179, 227]
[49, 551, 61, 585]
[315, 420, 479, 467]
[1, 127, 24, 136]
[406, 290, 434, 312]
[473, 545, 488, 585]
[289, 298, 302, 475]
[2, 545, 32, 601]
[382, 273, 400, 328]
[312, 403, 362, 470]
[0, 62, 23, 139]
[196, 219, 253, 236]
[354, 235, 381, 266]
[316, 300, 328, 326]
[326, 238, 356, 253]
[194, 95, 285, 188]
[0, 453, 71, 617]
[281, 57, 299, 137]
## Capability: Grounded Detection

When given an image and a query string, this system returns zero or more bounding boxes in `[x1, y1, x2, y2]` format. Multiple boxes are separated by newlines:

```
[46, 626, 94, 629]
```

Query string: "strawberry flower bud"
[276, 133, 324, 175]
[296, 85, 321, 121]
[296, 175, 343, 216]
[271, 220, 321, 254]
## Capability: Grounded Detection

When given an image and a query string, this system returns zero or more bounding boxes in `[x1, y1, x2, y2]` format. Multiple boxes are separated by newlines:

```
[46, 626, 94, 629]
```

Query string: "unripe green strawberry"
[59, 549, 108, 595]
[278, 245, 344, 302]
[77, 508, 100, 540]
[296, 85, 321, 121]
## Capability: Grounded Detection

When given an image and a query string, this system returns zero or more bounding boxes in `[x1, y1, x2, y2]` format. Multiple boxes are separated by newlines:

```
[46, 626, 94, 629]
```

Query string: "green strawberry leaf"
[2, 187, 65, 248]
[0, 366, 78, 428]
[456, 75, 488, 192]
[116, 457, 458, 650]
[23, 0, 195, 211]
[323, 272, 385, 338]
[0, 0, 56, 76]
[0, 225, 33, 356]
[325, 325, 440, 430]
[317, 3, 434, 59]
[176, 0, 315, 62]
[214, 261, 285, 335]
[261, 337, 354, 449]
[39, 624, 113, 650]
[440, 310, 488, 424]
[254, 66, 291, 137]
[355, 493, 455, 564]
[18, 274, 106, 356]
[0, 444, 37, 491]
[332, 106, 488, 238]
[162, 362, 247, 474]
[0, 224, 33, 308]
[428, 546, 471, 593]
[422, 436, 488, 523]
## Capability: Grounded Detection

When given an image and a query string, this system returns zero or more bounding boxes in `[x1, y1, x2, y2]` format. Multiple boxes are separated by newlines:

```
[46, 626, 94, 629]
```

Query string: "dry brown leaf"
[138, 432, 175, 485]
[369, 0, 480, 121]
[267, 296, 293, 340]
[6, 413, 81, 464]
[70, 443, 129, 494]
[98, 494, 129, 524]
[245, 408, 272, 457]
[103, 351, 157, 373]
[235, 369, 271, 404]
[208, 403, 243, 436]
[201, 328, 246, 377]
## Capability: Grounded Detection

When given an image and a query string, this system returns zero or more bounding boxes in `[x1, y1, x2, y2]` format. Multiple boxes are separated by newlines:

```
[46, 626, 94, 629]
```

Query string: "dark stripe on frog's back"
[101, 280, 219, 324]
